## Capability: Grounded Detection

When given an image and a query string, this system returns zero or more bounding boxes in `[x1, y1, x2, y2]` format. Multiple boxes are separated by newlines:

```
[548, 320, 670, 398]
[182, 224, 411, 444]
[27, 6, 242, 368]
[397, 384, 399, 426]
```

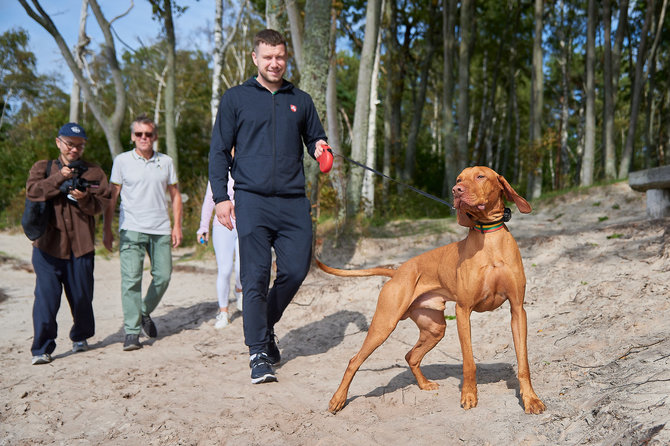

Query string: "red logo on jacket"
[290, 104, 297, 112]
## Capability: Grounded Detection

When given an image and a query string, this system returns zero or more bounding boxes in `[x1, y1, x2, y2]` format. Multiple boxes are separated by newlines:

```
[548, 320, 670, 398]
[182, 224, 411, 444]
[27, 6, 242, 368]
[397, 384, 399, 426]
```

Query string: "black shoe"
[267, 331, 281, 366]
[249, 353, 277, 384]
[141, 315, 157, 338]
[123, 334, 142, 351]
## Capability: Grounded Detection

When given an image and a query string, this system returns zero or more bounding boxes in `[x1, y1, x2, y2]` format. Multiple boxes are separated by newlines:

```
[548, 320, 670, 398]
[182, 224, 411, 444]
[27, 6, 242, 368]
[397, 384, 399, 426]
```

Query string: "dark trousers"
[31, 247, 95, 355]
[234, 191, 312, 355]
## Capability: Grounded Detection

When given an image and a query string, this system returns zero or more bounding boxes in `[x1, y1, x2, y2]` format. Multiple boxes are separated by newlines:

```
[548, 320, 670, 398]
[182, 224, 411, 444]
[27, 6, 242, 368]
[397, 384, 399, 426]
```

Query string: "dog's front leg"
[510, 304, 546, 414]
[455, 304, 478, 409]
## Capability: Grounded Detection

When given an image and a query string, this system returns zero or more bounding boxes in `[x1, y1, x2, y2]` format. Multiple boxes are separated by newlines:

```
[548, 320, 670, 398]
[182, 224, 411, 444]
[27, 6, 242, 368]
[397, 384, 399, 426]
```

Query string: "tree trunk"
[602, 0, 616, 179]
[69, 0, 89, 123]
[326, 6, 346, 227]
[162, 0, 178, 171]
[362, 8, 384, 218]
[19, 0, 127, 158]
[441, 0, 458, 197]
[266, 0, 282, 30]
[528, 0, 544, 198]
[300, 0, 331, 230]
[346, 0, 382, 217]
[457, 0, 473, 174]
[618, 1, 655, 178]
[581, 0, 596, 186]
[286, 0, 303, 74]
[210, 0, 247, 127]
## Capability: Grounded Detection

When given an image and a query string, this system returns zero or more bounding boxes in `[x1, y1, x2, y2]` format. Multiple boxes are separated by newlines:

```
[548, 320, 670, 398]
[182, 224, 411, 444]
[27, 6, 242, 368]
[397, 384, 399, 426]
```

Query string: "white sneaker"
[235, 290, 243, 312]
[214, 312, 229, 329]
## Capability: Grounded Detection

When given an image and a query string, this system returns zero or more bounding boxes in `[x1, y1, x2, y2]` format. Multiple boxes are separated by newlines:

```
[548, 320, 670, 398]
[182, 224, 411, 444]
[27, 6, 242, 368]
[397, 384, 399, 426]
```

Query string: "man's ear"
[498, 175, 532, 213]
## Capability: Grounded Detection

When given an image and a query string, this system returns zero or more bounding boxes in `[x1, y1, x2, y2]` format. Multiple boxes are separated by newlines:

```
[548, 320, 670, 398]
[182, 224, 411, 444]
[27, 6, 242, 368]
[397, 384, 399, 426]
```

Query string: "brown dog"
[317, 166, 545, 414]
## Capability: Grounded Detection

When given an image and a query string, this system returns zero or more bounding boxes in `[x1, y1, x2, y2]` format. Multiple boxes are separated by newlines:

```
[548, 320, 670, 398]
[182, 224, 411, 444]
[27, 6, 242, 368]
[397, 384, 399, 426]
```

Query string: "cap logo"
[71, 126, 81, 134]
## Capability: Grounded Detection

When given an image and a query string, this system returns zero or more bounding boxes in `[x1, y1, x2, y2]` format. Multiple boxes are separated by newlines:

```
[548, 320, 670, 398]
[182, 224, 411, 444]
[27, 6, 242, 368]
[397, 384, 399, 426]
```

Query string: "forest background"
[1, 0, 669, 244]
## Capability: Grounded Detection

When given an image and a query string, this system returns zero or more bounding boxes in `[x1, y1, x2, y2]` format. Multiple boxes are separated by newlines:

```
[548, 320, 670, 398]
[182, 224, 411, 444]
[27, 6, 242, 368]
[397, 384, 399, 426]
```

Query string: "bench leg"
[646, 189, 670, 218]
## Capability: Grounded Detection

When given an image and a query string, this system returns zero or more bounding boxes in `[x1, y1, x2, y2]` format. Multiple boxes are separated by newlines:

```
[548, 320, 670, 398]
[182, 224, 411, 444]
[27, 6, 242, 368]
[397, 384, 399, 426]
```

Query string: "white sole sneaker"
[214, 312, 229, 329]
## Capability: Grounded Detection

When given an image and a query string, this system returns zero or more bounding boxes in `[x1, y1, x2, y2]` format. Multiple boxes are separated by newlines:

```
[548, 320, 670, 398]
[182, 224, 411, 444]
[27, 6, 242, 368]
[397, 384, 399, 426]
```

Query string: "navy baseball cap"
[58, 122, 87, 139]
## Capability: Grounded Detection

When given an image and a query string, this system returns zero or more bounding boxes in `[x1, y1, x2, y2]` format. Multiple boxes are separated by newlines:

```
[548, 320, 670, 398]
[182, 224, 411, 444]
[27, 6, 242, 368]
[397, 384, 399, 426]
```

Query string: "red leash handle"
[317, 145, 333, 173]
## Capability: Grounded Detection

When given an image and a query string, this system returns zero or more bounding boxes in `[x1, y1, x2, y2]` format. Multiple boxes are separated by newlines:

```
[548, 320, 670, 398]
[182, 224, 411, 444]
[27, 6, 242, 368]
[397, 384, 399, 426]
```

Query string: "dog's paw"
[418, 380, 440, 391]
[460, 391, 478, 410]
[523, 395, 546, 414]
[328, 394, 347, 414]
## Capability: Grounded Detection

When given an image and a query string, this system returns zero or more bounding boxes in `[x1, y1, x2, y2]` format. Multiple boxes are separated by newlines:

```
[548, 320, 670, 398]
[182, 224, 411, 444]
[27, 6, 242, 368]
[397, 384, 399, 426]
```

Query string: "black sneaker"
[249, 353, 277, 384]
[123, 334, 142, 351]
[141, 315, 157, 338]
[267, 331, 281, 366]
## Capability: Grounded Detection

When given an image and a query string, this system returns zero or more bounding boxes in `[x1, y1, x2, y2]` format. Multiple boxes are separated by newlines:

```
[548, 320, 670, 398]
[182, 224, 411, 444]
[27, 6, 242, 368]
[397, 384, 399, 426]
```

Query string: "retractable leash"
[316, 146, 455, 210]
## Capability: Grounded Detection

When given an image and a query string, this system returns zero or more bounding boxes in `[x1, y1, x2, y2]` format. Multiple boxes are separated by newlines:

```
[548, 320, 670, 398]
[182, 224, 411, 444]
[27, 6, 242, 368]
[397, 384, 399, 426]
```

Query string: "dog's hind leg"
[328, 281, 409, 414]
[405, 308, 446, 390]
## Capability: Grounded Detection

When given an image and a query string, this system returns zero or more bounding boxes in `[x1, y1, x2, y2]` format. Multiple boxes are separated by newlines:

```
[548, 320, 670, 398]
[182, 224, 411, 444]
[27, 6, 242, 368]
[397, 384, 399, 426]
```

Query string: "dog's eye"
[477, 175, 485, 179]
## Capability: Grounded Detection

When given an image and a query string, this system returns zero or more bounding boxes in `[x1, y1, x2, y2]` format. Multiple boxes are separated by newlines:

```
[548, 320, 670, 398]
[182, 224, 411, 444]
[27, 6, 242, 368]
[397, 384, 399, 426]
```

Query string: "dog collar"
[471, 208, 511, 233]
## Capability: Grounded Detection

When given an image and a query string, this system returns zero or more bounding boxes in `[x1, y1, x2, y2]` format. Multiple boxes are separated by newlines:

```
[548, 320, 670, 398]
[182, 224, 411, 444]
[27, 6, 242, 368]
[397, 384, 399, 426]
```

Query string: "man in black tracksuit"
[209, 29, 328, 384]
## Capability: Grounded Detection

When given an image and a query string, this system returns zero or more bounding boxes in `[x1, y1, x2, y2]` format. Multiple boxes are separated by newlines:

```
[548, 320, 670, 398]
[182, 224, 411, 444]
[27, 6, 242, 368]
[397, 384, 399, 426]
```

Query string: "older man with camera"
[26, 122, 111, 365]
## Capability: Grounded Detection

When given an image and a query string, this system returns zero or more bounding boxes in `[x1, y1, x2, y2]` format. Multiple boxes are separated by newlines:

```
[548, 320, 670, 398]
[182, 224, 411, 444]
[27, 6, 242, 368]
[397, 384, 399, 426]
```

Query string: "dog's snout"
[453, 184, 464, 195]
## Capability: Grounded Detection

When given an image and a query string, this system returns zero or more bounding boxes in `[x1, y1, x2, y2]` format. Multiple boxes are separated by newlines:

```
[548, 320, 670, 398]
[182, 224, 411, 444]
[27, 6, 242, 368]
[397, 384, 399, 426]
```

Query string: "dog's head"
[452, 166, 531, 228]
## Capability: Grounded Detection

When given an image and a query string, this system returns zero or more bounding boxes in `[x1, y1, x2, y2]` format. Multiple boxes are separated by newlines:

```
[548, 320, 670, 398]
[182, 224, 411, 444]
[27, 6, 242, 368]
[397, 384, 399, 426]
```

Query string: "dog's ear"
[498, 175, 532, 213]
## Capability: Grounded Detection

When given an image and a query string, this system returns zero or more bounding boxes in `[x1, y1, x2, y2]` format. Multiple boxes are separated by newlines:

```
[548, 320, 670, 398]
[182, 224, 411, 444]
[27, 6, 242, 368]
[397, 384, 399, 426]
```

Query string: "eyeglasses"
[57, 137, 85, 150]
[134, 132, 154, 139]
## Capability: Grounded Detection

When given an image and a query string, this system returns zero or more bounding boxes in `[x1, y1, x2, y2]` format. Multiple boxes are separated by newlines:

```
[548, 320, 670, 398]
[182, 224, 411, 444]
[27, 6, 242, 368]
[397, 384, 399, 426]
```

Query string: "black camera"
[60, 161, 100, 194]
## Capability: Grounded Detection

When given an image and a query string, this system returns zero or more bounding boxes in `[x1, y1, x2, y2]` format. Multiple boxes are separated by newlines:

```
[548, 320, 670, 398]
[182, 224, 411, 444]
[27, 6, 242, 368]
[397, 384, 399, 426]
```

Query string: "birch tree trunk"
[346, 0, 382, 217]
[581, 0, 596, 186]
[362, 12, 383, 218]
[210, 0, 224, 129]
[19, 0, 127, 158]
[210, 0, 247, 127]
[69, 0, 89, 123]
[528, 0, 544, 198]
[163, 0, 178, 170]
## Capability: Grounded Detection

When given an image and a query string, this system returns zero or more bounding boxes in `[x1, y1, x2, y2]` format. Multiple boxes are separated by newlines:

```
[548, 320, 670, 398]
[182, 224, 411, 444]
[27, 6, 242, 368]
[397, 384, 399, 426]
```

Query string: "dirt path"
[1, 181, 668, 445]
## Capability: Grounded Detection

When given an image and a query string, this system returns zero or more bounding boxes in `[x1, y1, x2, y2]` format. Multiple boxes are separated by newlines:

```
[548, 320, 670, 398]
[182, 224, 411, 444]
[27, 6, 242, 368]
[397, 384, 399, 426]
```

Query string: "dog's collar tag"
[473, 208, 511, 233]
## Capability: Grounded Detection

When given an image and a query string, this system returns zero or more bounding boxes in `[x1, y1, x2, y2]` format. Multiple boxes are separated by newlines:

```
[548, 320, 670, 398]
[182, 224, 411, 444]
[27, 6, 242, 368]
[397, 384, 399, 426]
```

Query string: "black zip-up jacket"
[209, 77, 327, 203]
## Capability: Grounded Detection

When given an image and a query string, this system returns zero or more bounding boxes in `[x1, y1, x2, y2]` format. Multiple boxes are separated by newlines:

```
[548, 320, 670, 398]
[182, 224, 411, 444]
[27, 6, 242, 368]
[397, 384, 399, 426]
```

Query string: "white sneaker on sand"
[235, 290, 243, 312]
[215, 312, 229, 329]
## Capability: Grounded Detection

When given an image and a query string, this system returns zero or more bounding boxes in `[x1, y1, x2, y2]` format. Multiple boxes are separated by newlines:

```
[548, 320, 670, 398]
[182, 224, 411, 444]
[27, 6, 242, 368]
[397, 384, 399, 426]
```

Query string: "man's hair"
[130, 113, 157, 134]
[253, 29, 286, 51]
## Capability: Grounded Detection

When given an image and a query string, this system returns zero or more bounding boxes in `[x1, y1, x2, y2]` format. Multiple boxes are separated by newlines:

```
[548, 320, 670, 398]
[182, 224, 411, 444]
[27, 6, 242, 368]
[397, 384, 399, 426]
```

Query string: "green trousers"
[120, 230, 172, 334]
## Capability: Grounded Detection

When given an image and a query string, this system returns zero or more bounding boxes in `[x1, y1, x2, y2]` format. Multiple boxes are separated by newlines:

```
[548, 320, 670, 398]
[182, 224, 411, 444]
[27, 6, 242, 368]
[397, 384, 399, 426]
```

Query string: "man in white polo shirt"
[103, 114, 183, 351]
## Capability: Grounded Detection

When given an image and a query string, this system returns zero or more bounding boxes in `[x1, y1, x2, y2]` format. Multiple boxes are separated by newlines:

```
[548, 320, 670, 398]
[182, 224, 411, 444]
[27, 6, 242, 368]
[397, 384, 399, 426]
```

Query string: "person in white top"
[197, 177, 242, 329]
[103, 114, 183, 351]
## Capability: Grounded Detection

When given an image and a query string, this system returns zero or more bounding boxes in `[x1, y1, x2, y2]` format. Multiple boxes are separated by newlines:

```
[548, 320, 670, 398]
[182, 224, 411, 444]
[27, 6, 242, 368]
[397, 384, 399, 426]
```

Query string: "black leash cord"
[328, 149, 455, 210]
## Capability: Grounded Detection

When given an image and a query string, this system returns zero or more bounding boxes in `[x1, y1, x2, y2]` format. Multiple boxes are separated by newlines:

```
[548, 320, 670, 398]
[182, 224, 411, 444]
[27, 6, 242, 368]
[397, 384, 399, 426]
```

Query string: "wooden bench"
[629, 165, 670, 218]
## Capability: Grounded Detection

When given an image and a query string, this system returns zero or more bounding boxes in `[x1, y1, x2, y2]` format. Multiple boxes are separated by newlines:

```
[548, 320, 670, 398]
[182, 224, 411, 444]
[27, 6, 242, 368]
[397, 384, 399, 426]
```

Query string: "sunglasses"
[134, 132, 154, 138]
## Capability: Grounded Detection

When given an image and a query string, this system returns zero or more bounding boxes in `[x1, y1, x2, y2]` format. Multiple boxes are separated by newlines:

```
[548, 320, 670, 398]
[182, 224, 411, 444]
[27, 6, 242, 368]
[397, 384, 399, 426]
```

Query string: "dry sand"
[1, 181, 669, 445]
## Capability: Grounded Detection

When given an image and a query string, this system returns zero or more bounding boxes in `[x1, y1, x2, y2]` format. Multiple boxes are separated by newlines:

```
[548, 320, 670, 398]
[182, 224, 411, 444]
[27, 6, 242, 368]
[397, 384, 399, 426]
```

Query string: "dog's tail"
[315, 257, 397, 278]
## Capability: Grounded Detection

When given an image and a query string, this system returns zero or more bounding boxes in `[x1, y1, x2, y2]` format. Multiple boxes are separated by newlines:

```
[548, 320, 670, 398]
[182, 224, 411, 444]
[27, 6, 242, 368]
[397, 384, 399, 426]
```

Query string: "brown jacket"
[26, 159, 111, 259]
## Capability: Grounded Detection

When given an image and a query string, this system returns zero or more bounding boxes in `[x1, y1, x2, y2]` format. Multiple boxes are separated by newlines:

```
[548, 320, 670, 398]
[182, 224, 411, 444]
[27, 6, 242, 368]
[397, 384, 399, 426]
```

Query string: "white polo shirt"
[110, 149, 178, 235]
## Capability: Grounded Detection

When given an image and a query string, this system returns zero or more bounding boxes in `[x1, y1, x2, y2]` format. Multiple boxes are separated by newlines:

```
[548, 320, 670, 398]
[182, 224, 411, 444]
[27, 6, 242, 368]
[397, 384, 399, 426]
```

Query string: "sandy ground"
[1, 181, 669, 445]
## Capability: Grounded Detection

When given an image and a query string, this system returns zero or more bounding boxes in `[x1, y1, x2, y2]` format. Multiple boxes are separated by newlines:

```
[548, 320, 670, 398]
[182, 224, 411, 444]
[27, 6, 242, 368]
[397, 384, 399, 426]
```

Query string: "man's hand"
[103, 227, 114, 251]
[69, 188, 89, 201]
[215, 200, 235, 231]
[172, 224, 183, 248]
[314, 139, 328, 159]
